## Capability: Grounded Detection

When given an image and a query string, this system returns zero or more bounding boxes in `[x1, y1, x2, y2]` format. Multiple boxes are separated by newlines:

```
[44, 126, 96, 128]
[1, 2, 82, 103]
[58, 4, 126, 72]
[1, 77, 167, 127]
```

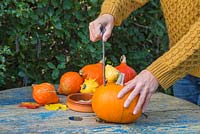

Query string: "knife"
[100, 25, 106, 86]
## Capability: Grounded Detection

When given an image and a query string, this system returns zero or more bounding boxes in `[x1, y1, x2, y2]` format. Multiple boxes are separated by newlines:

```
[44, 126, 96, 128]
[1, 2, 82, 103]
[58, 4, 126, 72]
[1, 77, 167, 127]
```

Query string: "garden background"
[0, 0, 171, 94]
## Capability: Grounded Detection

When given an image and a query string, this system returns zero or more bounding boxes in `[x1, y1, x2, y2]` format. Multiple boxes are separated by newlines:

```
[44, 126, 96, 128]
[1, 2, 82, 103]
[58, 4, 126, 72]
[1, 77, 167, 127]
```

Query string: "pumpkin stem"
[115, 73, 125, 86]
[32, 84, 37, 90]
[79, 70, 84, 76]
[120, 55, 126, 63]
[82, 84, 86, 89]
[32, 84, 37, 87]
[99, 57, 107, 63]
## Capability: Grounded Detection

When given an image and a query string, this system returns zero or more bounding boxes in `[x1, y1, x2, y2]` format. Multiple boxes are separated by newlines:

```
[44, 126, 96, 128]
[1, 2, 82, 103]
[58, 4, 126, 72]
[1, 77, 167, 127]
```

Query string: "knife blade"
[100, 25, 106, 86]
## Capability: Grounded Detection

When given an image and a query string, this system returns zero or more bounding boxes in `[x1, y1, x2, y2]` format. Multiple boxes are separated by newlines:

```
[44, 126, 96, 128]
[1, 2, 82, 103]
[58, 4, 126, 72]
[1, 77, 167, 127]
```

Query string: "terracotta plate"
[66, 93, 93, 113]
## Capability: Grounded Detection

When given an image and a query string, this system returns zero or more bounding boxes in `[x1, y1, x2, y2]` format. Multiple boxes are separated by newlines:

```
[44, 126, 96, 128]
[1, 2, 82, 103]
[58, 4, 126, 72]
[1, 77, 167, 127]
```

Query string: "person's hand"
[89, 14, 114, 42]
[117, 70, 159, 114]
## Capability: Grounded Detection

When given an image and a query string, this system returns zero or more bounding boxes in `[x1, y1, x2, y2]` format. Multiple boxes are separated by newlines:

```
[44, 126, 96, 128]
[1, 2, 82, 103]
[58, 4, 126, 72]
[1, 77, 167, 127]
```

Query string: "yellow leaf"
[45, 103, 68, 111]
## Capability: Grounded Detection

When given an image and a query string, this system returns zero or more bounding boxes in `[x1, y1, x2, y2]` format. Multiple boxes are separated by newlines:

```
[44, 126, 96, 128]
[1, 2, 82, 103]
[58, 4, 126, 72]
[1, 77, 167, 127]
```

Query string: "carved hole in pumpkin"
[68, 116, 83, 121]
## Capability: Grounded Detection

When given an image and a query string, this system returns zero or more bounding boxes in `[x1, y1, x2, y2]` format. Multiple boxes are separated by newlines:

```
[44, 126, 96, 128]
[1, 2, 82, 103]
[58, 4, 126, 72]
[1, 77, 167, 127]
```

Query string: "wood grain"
[0, 86, 200, 133]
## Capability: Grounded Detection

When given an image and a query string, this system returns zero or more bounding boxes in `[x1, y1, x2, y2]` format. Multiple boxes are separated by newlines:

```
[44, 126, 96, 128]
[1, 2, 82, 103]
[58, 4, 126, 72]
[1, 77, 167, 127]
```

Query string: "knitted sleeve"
[100, 0, 149, 26]
[146, 17, 200, 89]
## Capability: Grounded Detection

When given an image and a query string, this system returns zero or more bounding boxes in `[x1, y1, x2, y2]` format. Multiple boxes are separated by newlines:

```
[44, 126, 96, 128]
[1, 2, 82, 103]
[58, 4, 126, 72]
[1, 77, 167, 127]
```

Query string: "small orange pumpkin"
[32, 83, 59, 105]
[58, 72, 83, 95]
[79, 60, 103, 85]
[115, 55, 137, 83]
[92, 83, 142, 123]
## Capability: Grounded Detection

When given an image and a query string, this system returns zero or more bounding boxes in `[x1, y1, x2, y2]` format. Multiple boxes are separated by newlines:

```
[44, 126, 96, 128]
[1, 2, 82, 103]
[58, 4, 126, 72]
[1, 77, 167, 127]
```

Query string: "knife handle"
[100, 25, 106, 35]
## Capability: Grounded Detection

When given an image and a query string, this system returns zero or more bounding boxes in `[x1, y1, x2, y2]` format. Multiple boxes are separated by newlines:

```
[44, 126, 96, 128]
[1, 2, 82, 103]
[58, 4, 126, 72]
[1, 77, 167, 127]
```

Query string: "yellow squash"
[80, 78, 99, 93]
[105, 64, 120, 83]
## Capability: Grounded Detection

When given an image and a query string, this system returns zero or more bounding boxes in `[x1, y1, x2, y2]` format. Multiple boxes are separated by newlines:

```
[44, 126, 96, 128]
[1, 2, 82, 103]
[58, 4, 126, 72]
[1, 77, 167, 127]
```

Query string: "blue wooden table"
[0, 86, 200, 134]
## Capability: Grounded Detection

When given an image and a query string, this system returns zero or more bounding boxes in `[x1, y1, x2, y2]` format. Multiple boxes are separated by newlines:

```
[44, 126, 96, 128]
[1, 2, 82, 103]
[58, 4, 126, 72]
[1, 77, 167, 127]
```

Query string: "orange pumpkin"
[32, 83, 59, 105]
[92, 83, 142, 123]
[115, 55, 137, 83]
[79, 60, 103, 85]
[58, 72, 83, 95]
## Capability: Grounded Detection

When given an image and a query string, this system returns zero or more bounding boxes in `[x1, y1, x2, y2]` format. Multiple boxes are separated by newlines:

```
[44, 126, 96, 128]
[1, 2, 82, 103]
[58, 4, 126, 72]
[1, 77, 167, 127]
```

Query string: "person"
[89, 0, 200, 114]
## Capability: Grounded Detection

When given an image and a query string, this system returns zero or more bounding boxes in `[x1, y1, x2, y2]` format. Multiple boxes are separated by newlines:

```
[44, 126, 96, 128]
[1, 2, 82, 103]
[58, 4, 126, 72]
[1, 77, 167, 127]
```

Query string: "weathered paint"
[0, 86, 200, 134]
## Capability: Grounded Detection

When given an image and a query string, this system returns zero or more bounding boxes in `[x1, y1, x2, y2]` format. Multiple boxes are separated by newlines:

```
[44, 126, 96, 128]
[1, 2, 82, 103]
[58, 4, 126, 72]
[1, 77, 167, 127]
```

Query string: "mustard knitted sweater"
[100, 0, 200, 89]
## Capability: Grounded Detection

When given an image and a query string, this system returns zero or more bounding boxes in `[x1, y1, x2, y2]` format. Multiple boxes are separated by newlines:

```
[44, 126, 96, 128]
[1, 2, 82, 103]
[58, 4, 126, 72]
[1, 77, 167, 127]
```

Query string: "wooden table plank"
[0, 86, 200, 134]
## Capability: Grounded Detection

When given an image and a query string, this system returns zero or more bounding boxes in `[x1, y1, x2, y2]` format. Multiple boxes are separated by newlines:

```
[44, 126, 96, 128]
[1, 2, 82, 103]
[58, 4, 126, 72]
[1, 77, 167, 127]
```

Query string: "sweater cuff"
[100, 1, 148, 26]
[146, 60, 179, 90]
[100, 1, 122, 26]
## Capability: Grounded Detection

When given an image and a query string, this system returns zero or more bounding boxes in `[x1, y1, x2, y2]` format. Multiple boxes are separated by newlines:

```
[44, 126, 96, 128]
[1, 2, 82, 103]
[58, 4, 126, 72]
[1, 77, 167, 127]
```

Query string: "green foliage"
[0, 46, 13, 87]
[0, 0, 170, 93]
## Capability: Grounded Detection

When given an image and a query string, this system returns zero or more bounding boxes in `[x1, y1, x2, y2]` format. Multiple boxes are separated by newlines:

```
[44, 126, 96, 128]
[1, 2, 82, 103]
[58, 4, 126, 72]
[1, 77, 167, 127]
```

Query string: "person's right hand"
[89, 14, 114, 42]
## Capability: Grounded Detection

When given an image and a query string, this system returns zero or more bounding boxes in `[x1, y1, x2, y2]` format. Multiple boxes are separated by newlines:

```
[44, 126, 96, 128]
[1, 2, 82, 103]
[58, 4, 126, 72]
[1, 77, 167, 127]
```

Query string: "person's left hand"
[117, 70, 159, 114]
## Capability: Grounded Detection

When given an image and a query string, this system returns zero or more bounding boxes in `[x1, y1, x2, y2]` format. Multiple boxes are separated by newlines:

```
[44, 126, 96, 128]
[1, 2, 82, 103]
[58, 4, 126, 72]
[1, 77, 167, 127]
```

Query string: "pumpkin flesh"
[116, 63, 137, 83]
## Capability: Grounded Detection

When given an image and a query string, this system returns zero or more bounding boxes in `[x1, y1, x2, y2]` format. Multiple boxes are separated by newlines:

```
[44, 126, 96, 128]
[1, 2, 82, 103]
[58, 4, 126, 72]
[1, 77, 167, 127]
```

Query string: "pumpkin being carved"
[32, 83, 59, 105]
[115, 55, 137, 83]
[92, 83, 142, 123]
[58, 72, 83, 95]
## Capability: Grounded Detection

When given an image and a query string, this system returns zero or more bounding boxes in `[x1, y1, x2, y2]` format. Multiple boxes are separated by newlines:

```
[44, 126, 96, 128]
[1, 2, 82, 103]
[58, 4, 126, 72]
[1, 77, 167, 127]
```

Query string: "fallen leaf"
[45, 103, 68, 111]
[19, 102, 40, 109]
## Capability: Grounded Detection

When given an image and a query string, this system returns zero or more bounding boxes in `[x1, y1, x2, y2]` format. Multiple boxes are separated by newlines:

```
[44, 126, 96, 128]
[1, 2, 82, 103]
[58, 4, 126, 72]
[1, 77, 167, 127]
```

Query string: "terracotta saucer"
[66, 93, 93, 113]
